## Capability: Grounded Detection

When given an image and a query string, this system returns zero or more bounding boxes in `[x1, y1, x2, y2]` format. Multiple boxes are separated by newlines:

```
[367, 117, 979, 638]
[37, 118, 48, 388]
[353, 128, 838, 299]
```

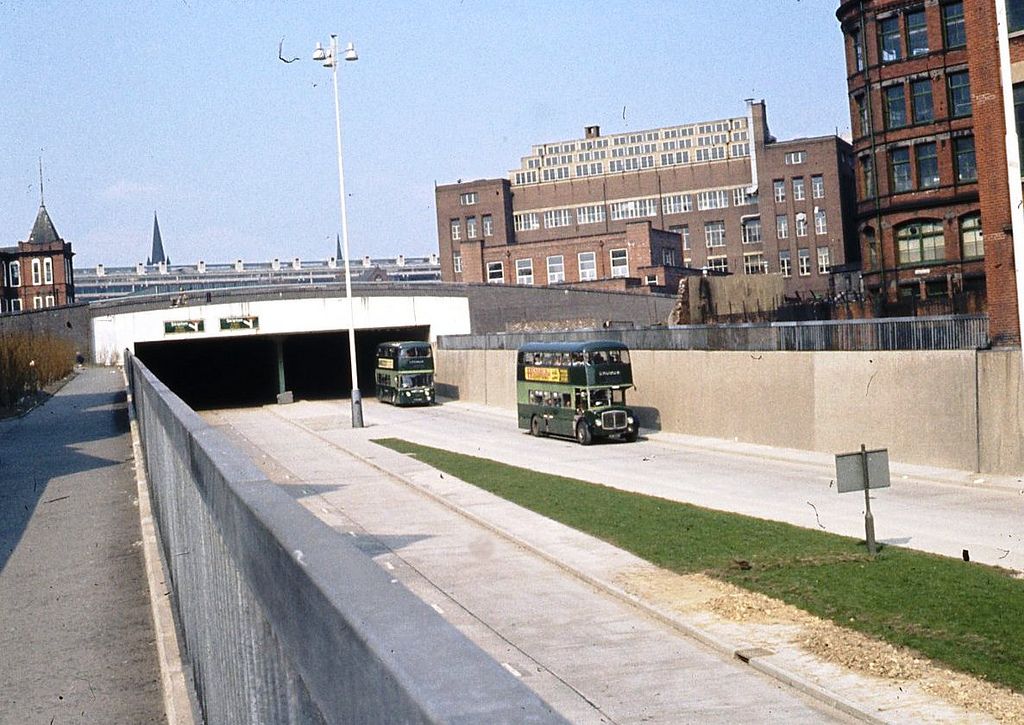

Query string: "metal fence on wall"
[127, 354, 563, 725]
[437, 315, 990, 352]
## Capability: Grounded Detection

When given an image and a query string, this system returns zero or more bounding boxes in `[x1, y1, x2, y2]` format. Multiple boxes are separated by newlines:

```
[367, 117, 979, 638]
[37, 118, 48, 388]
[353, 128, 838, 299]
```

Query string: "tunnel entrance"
[134, 325, 430, 410]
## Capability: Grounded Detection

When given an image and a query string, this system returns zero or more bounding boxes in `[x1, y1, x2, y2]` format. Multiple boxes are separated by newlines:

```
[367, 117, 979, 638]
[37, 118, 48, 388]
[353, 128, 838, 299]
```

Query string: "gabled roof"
[27, 204, 61, 245]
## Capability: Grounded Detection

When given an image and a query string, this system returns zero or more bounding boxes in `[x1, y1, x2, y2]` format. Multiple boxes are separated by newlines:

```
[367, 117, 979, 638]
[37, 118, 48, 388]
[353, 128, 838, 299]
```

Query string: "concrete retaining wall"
[435, 347, 1024, 475]
[128, 355, 563, 724]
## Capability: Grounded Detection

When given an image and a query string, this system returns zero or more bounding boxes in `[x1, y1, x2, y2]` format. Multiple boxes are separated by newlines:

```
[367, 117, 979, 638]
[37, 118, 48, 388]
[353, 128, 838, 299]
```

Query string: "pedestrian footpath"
[0, 367, 164, 724]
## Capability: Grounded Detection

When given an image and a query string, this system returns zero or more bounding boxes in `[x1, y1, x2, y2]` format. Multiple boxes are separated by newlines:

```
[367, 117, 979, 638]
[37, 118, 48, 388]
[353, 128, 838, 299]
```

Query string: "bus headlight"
[594, 418, 603, 427]
[627, 417, 635, 425]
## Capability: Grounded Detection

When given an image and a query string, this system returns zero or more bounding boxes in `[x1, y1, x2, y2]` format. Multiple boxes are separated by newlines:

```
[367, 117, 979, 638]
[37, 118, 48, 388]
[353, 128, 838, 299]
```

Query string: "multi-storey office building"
[837, 0, 989, 315]
[436, 101, 857, 298]
[0, 203, 76, 313]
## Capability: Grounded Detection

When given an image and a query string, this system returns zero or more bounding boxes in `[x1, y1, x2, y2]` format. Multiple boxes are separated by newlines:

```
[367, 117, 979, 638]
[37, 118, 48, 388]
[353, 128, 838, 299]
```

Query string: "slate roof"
[26, 204, 61, 245]
[150, 213, 167, 265]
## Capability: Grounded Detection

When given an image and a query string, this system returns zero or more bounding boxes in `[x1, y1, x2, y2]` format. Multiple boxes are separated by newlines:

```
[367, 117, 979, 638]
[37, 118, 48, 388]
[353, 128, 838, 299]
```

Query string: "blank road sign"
[835, 449, 891, 493]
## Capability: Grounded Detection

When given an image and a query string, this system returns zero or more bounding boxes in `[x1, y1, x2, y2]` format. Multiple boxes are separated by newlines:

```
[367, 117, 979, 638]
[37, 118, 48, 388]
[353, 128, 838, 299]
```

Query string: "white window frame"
[33, 295, 42, 309]
[482, 214, 493, 236]
[815, 209, 827, 235]
[543, 208, 572, 229]
[10, 262, 21, 287]
[466, 216, 477, 239]
[706, 255, 728, 273]
[450, 219, 461, 241]
[779, 250, 792, 278]
[812, 175, 825, 199]
[742, 218, 762, 244]
[817, 246, 831, 275]
[513, 213, 539, 232]
[547, 255, 565, 284]
[515, 258, 534, 285]
[31, 258, 42, 286]
[609, 248, 629, 278]
[578, 251, 597, 281]
[798, 249, 811, 276]
[776, 214, 789, 240]
[576, 204, 606, 225]
[459, 192, 478, 205]
[784, 151, 807, 165]
[795, 213, 808, 237]
[45, 294, 55, 307]
[452, 253, 462, 274]
[697, 189, 729, 210]
[662, 194, 693, 215]
[43, 258, 53, 284]
[773, 180, 785, 203]
[486, 261, 504, 284]
[743, 252, 767, 275]
[704, 221, 726, 248]
[792, 177, 805, 201]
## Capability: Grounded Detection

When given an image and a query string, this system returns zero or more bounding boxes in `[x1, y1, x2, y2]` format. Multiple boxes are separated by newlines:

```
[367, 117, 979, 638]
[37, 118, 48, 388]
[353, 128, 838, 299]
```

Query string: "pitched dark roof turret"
[150, 213, 167, 265]
[27, 204, 61, 245]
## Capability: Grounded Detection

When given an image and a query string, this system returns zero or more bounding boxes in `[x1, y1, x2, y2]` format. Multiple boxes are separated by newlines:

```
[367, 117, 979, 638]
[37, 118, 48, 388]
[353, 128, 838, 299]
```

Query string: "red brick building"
[1, 203, 76, 313]
[436, 102, 857, 298]
[837, 0, 1024, 344]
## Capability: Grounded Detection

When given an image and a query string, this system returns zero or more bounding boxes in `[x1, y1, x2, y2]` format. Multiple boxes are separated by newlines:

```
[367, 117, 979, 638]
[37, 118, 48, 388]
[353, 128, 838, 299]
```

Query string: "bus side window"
[570, 352, 584, 366]
[561, 392, 572, 407]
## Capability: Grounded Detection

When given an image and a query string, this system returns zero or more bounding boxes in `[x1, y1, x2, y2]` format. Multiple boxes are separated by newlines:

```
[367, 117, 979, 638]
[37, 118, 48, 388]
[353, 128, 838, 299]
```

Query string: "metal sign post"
[835, 444, 890, 555]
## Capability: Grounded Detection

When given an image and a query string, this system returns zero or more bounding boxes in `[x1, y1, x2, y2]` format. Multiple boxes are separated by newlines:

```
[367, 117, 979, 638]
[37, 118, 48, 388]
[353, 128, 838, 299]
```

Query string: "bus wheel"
[530, 415, 543, 437]
[576, 421, 592, 446]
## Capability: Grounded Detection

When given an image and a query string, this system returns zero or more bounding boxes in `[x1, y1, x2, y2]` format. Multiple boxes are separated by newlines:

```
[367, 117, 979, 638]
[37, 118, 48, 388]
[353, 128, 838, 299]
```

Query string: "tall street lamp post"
[314, 35, 363, 427]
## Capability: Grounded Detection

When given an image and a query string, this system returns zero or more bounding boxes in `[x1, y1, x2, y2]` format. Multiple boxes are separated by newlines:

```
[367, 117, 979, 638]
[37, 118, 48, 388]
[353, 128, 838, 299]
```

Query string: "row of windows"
[0, 295, 55, 313]
[512, 139, 746, 185]
[774, 210, 828, 240]
[508, 187, 757, 235]
[859, 136, 975, 199]
[869, 70, 971, 133]
[449, 214, 494, 241]
[863, 214, 983, 269]
[772, 175, 826, 203]
[1, 258, 54, 288]
[474, 249, 631, 285]
[702, 247, 831, 277]
[850, 3, 965, 72]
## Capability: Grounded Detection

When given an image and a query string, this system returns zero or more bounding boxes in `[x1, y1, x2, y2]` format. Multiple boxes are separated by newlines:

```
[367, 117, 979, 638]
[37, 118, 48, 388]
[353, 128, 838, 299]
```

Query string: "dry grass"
[0, 331, 74, 410]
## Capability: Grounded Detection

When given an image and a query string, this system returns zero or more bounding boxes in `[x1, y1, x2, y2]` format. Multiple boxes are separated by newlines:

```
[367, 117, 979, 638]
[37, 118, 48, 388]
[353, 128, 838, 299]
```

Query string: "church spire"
[150, 212, 167, 265]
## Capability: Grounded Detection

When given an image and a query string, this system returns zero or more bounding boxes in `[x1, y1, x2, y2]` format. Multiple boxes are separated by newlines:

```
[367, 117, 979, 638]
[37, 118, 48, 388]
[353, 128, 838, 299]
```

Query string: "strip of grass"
[372, 437, 1024, 693]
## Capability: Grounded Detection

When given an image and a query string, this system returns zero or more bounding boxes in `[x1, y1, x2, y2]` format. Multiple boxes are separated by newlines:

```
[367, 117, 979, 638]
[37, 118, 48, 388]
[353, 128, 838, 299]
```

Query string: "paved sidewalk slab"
[0, 368, 164, 724]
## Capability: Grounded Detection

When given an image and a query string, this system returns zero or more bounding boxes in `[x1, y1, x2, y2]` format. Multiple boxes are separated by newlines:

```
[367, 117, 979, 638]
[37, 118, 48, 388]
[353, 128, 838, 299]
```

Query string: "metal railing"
[437, 315, 989, 352]
[127, 354, 563, 725]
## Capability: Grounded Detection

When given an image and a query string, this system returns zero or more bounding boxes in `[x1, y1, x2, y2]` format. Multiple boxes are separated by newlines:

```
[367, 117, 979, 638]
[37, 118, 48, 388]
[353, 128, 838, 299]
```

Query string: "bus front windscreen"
[399, 373, 432, 388]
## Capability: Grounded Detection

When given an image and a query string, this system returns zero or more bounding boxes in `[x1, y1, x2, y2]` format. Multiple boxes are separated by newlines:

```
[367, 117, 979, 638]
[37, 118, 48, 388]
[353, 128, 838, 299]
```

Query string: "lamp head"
[343, 42, 358, 61]
[312, 42, 326, 61]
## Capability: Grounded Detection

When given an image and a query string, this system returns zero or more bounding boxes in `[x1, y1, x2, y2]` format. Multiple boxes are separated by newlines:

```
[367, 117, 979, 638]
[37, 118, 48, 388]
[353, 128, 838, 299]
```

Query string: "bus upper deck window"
[570, 352, 584, 366]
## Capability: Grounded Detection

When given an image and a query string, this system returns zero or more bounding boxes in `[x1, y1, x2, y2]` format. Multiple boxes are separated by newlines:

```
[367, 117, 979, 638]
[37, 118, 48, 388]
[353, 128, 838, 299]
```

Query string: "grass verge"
[372, 437, 1024, 694]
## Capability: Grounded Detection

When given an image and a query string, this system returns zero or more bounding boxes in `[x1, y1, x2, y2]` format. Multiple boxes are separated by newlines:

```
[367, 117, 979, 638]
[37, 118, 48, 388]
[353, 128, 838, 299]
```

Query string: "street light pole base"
[350, 388, 364, 428]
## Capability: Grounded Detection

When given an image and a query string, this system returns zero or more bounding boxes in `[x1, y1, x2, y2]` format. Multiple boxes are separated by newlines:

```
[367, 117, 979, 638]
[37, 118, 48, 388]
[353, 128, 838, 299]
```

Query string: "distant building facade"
[0, 203, 76, 313]
[436, 101, 858, 297]
[74, 254, 440, 303]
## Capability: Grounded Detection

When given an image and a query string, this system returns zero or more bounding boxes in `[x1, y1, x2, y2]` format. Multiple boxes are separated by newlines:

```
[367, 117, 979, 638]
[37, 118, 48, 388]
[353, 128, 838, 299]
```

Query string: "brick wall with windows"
[435, 101, 856, 298]
[838, 0, 987, 313]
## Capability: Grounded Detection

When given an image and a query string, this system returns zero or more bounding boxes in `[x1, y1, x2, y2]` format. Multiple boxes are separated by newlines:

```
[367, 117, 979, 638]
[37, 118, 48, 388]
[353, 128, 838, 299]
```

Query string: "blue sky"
[0, 1, 850, 267]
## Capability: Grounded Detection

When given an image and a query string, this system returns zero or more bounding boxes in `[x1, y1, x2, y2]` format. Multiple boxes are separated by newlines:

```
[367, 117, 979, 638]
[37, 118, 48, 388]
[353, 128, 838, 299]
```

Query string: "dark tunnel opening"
[134, 325, 430, 410]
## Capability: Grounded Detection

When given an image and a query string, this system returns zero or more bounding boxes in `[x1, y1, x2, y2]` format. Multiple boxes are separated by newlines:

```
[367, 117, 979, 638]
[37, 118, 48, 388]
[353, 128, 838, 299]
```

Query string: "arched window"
[896, 221, 944, 265]
[960, 213, 983, 259]
[9, 261, 21, 287]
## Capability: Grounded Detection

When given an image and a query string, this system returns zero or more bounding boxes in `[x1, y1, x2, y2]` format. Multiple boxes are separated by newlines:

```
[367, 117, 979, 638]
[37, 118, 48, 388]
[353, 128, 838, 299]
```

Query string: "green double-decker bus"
[375, 341, 435, 406]
[516, 340, 638, 445]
